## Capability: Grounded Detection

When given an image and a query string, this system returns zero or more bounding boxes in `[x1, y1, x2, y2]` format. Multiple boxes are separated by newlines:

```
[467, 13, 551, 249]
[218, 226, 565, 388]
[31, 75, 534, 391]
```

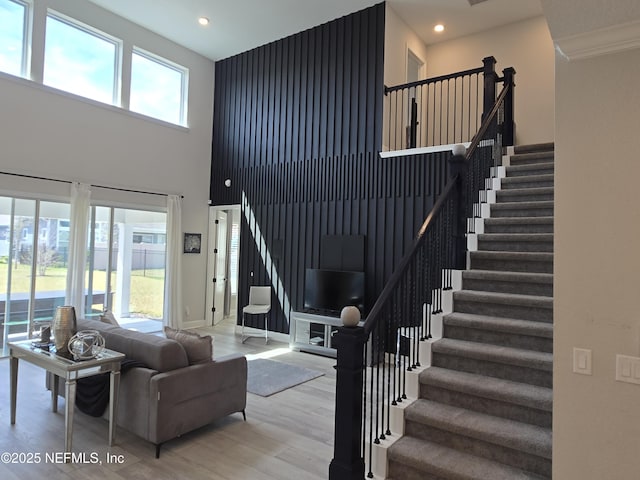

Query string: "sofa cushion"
[77, 318, 189, 372]
[164, 326, 213, 365]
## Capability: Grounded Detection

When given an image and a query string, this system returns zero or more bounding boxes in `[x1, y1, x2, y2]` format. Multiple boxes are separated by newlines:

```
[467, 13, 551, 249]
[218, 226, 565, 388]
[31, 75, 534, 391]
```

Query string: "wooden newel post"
[329, 325, 366, 480]
[502, 67, 516, 146]
[482, 56, 497, 121]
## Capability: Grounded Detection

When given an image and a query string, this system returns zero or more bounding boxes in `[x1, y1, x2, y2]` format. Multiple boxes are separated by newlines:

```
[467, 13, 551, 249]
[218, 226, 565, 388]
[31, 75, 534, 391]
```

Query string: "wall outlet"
[616, 355, 640, 385]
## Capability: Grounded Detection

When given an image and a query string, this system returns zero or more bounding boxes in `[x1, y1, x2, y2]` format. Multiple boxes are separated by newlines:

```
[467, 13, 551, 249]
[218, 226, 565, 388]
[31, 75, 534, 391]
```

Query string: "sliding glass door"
[0, 197, 71, 352]
[86, 206, 166, 326]
[1, 193, 167, 355]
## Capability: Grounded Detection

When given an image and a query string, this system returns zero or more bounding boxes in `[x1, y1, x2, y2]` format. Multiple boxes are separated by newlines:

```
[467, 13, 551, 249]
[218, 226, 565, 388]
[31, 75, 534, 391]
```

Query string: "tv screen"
[304, 268, 365, 316]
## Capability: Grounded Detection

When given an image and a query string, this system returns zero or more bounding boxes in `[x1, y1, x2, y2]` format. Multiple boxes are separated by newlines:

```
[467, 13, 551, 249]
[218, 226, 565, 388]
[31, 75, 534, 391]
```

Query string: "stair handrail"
[466, 78, 511, 160]
[384, 65, 484, 94]
[363, 177, 458, 337]
[330, 78, 514, 480]
[364, 79, 512, 337]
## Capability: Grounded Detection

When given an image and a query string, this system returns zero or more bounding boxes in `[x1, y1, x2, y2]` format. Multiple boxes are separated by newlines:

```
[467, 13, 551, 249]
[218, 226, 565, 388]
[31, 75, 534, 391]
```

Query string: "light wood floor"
[0, 317, 337, 480]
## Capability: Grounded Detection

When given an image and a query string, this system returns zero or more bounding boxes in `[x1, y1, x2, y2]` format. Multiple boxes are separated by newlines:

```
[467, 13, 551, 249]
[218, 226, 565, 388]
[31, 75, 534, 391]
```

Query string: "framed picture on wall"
[183, 233, 202, 254]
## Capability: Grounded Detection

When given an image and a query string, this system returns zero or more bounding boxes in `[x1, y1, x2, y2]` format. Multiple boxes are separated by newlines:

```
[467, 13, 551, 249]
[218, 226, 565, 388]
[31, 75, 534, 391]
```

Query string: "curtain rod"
[0, 170, 183, 198]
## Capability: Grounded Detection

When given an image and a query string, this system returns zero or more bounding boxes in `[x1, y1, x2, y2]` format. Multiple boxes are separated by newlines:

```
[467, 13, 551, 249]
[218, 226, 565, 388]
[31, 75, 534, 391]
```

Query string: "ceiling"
[85, 0, 543, 61]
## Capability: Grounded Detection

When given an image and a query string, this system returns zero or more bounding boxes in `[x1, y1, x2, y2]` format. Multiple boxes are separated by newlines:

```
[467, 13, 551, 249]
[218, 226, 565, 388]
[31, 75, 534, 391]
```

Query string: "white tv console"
[290, 310, 364, 358]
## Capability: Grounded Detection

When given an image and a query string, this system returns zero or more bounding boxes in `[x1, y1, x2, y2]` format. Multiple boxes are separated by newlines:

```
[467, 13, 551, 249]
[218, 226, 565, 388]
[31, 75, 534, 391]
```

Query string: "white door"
[206, 210, 228, 326]
[406, 49, 425, 148]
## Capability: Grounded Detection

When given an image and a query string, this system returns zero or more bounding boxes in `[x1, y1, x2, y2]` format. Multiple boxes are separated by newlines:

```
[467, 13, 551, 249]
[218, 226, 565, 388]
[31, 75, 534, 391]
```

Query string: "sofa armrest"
[116, 367, 158, 439]
[150, 353, 247, 403]
[147, 354, 247, 444]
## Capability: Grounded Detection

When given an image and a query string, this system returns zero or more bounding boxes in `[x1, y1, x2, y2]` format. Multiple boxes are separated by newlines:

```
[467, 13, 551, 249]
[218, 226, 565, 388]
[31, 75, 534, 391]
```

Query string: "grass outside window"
[0, 263, 164, 319]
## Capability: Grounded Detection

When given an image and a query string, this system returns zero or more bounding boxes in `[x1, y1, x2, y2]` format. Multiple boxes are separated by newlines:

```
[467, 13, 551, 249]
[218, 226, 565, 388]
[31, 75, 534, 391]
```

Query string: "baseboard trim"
[182, 319, 207, 329]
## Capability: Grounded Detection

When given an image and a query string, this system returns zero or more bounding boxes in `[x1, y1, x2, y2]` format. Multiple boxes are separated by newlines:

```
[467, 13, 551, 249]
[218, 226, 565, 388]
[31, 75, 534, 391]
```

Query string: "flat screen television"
[304, 268, 365, 316]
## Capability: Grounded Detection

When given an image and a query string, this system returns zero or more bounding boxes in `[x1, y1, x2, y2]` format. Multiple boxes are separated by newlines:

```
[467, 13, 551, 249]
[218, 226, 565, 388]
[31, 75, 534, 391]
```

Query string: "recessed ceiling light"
[198, 17, 210, 26]
[434, 24, 445, 33]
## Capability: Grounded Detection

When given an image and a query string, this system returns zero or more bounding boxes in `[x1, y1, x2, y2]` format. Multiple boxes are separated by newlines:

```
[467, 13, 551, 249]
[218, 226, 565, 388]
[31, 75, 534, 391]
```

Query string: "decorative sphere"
[451, 144, 466, 156]
[340, 306, 361, 327]
[68, 330, 105, 360]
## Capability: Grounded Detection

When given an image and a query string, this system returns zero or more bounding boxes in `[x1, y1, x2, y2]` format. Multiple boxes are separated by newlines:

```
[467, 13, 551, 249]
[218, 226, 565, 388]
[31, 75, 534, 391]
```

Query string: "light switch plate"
[616, 355, 640, 385]
[573, 348, 592, 375]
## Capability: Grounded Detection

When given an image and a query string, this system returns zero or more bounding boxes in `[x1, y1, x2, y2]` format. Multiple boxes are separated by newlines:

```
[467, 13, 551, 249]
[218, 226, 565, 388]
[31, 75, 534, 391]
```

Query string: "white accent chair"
[241, 286, 272, 344]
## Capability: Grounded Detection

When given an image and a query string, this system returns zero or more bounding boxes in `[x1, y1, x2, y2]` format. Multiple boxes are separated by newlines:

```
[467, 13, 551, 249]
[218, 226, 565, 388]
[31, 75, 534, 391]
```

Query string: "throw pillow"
[100, 309, 120, 327]
[164, 326, 213, 365]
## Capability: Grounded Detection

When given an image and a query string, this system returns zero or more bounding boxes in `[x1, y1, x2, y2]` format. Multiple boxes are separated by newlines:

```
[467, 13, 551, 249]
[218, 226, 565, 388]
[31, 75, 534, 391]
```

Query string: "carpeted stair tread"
[405, 399, 552, 459]
[496, 187, 554, 202]
[463, 270, 553, 286]
[470, 251, 554, 261]
[454, 290, 553, 310]
[513, 143, 554, 155]
[505, 163, 554, 177]
[419, 367, 553, 412]
[444, 312, 553, 339]
[477, 233, 553, 253]
[489, 202, 553, 219]
[484, 217, 554, 228]
[469, 251, 553, 274]
[462, 270, 553, 296]
[453, 290, 553, 322]
[388, 436, 548, 480]
[432, 338, 553, 372]
[490, 201, 554, 211]
[501, 174, 554, 189]
[477, 233, 553, 243]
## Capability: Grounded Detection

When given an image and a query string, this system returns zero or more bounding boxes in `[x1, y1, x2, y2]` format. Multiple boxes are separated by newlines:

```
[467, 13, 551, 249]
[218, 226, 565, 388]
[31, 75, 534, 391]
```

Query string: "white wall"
[542, 0, 640, 39]
[0, 0, 215, 325]
[423, 16, 555, 146]
[541, 2, 640, 477]
[384, 4, 429, 88]
[382, 5, 430, 151]
[554, 46, 640, 480]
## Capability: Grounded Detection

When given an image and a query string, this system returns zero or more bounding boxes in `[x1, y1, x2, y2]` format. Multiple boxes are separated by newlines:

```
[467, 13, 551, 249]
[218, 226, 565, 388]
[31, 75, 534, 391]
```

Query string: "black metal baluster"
[385, 301, 392, 437]
[446, 78, 450, 145]
[362, 339, 368, 461]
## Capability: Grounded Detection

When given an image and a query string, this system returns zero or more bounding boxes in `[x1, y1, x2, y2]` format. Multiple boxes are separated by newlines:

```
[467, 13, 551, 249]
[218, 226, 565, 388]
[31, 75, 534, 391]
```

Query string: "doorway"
[407, 48, 424, 84]
[406, 49, 425, 148]
[205, 206, 240, 326]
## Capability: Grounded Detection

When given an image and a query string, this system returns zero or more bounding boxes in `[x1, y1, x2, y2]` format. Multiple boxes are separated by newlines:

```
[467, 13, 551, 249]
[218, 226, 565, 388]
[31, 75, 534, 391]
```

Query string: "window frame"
[44, 9, 122, 106]
[131, 46, 189, 126]
[0, 0, 31, 78]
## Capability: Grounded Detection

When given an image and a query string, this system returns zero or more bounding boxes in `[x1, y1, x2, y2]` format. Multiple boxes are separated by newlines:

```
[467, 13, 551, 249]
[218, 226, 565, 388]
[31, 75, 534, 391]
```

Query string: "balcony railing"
[383, 56, 515, 151]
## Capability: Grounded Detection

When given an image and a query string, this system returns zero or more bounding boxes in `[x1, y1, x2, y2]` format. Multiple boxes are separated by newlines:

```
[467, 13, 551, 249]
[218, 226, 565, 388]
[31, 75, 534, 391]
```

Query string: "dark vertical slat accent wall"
[210, 3, 451, 334]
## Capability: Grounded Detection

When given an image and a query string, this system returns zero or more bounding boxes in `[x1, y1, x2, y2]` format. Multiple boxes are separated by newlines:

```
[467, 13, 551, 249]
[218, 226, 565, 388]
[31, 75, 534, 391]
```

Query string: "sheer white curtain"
[164, 195, 183, 328]
[65, 182, 91, 318]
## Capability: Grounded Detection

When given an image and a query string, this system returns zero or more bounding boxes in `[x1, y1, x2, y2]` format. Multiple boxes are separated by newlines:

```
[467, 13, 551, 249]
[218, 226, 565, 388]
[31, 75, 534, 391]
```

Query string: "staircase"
[387, 143, 555, 480]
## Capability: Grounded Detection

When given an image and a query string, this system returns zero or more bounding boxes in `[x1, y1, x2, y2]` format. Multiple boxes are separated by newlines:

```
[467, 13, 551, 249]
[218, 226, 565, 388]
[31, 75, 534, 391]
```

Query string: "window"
[130, 48, 187, 125]
[44, 12, 120, 104]
[0, 194, 168, 355]
[86, 206, 166, 324]
[0, 0, 28, 77]
[0, 197, 71, 354]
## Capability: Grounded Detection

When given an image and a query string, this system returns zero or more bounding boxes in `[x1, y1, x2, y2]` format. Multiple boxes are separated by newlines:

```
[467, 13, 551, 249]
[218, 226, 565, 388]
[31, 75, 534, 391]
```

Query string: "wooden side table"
[8, 340, 125, 455]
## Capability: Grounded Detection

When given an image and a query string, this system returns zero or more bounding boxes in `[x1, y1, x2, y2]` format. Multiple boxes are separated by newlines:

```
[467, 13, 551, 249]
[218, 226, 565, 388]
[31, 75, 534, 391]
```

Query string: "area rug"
[247, 358, 324, 397]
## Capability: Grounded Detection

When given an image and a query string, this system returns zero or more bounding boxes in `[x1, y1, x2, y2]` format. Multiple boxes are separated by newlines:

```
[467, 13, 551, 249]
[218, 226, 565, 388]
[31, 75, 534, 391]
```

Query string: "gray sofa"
[73, 319, 247, 457]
